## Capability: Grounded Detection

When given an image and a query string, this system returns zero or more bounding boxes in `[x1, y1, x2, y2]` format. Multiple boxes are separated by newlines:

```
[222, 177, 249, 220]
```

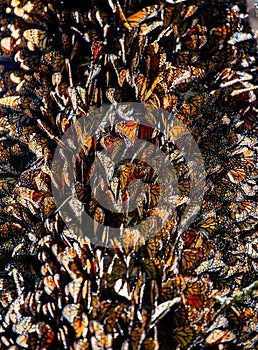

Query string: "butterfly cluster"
[0, 0, 257, 349]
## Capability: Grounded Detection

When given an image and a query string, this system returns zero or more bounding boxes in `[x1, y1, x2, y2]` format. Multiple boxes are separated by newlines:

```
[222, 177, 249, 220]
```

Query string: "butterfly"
[134, 73, 162, 101]
[182, 229, 197, 248]
[1, 37, 15, 56]
[16, 257, 37, 276]
[116, 121, 138, 141]
[41, 301, 56, 319]
[185, 294, 204, 308]
[0, 290, 15, 308]
[240, 334, 258, 349]
[57, 325, 69, 349]
[181, 249, 199, 272]
[148, 183, 161, 208]
[15, 186, 41, 207]
[161, 93, 177, 112]
[73, 313, 89, 338]
[172, 327, 195, 348]
[162, 6, 175, 27]
[205, 329, 235, 345]
[228, 32, 254, 45]
[43, 275, 58, 297]
[42, 51, 65, 72]
[175, 51, 199, 66]
[0, 95, 22, 111]
[73, 338, 90, 350]
[109, 54, 127, 87]
[23, 29, 48, 50]
[178, 178, 190, 197]
[36, 322, 55, 348]
[229, 201, 255, 222]
[126, 4, 162, 29]
[198, 217, 217, 235]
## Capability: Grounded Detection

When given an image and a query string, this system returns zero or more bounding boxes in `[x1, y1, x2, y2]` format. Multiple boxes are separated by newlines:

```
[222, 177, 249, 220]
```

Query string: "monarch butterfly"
[181, 249, 199, 272]
[182, 34, 200, 51]
[23, 29, 48, 49]
[162, 6, 175, 27]
[12, 316, 35, 335]
[73, 313, 89, 338]
[74, 182, 86, 202]
[205, 329, 235, 345]
[139, 20, 163, 36]
[182, 229, 197, 248]
[240, 334, 258, 349]
[147, 53, 160, 74]
[116, 162, 134, 194]
[65, 278, 83, 304]
[0, 95, 22, 111]
[42, 301, 56, 319]
[226, 308, 243, 327]
[109, 54, 127, 87]
[15, 186, 41, 205]
[195, 260, 209, 275]
[182, 4, 198, 19]
[229, 201, 254, 222]
[57, 326, 69, 349]
[172, 326, 195, 348]
[178, 178, 190, 197]
[186, 294, 203, 308]
[162, 93, 177, 112]
[129, 326, 142, 350]
[165, 66, 190, 89]
[180, 103, 197, 116]
[175, 51, 197, 66]
[134, 73, 162, 101]
[34, 171, 50, 193]
[227, 167, 246, 184]
[16, 334, 30, 348]
[43, 275, 58, 297]
[116, 121, 138, 141]
[42, 51, 65, 72]
[41, 261, 56, 277]
[0, 37, 15, 56]
[237, 214, 257, 231]
[245, 241, 258, 259]
[126, 5, 162, 29]
[36, 322, 55, 348]
[212, 24, 231, 38]
[0, 290, 15, 308]
[197, 59, 216, 72]
[16, 258, 37, 276]
[106, 87, 123, 105]
[198, 217, 217, 235]
[73, 338, 90, 350]
[228, 32, 253, 45]
[150, 298, 181, 330]
[134, 74, 147, 100]
[147, 183, 161, 208]
[145, 93, 162, 110]
[91, 41, 105, 62]
[118, 69, 127, 87]
[8, 267, 25, 296]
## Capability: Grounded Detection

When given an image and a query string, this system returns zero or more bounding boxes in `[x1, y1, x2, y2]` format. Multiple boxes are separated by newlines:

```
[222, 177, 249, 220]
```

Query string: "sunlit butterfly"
[23, 29, 48, 49]
[0, 96, 22, 111]
[205, 329, 235, 345]
[1, 37, 15, 56]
